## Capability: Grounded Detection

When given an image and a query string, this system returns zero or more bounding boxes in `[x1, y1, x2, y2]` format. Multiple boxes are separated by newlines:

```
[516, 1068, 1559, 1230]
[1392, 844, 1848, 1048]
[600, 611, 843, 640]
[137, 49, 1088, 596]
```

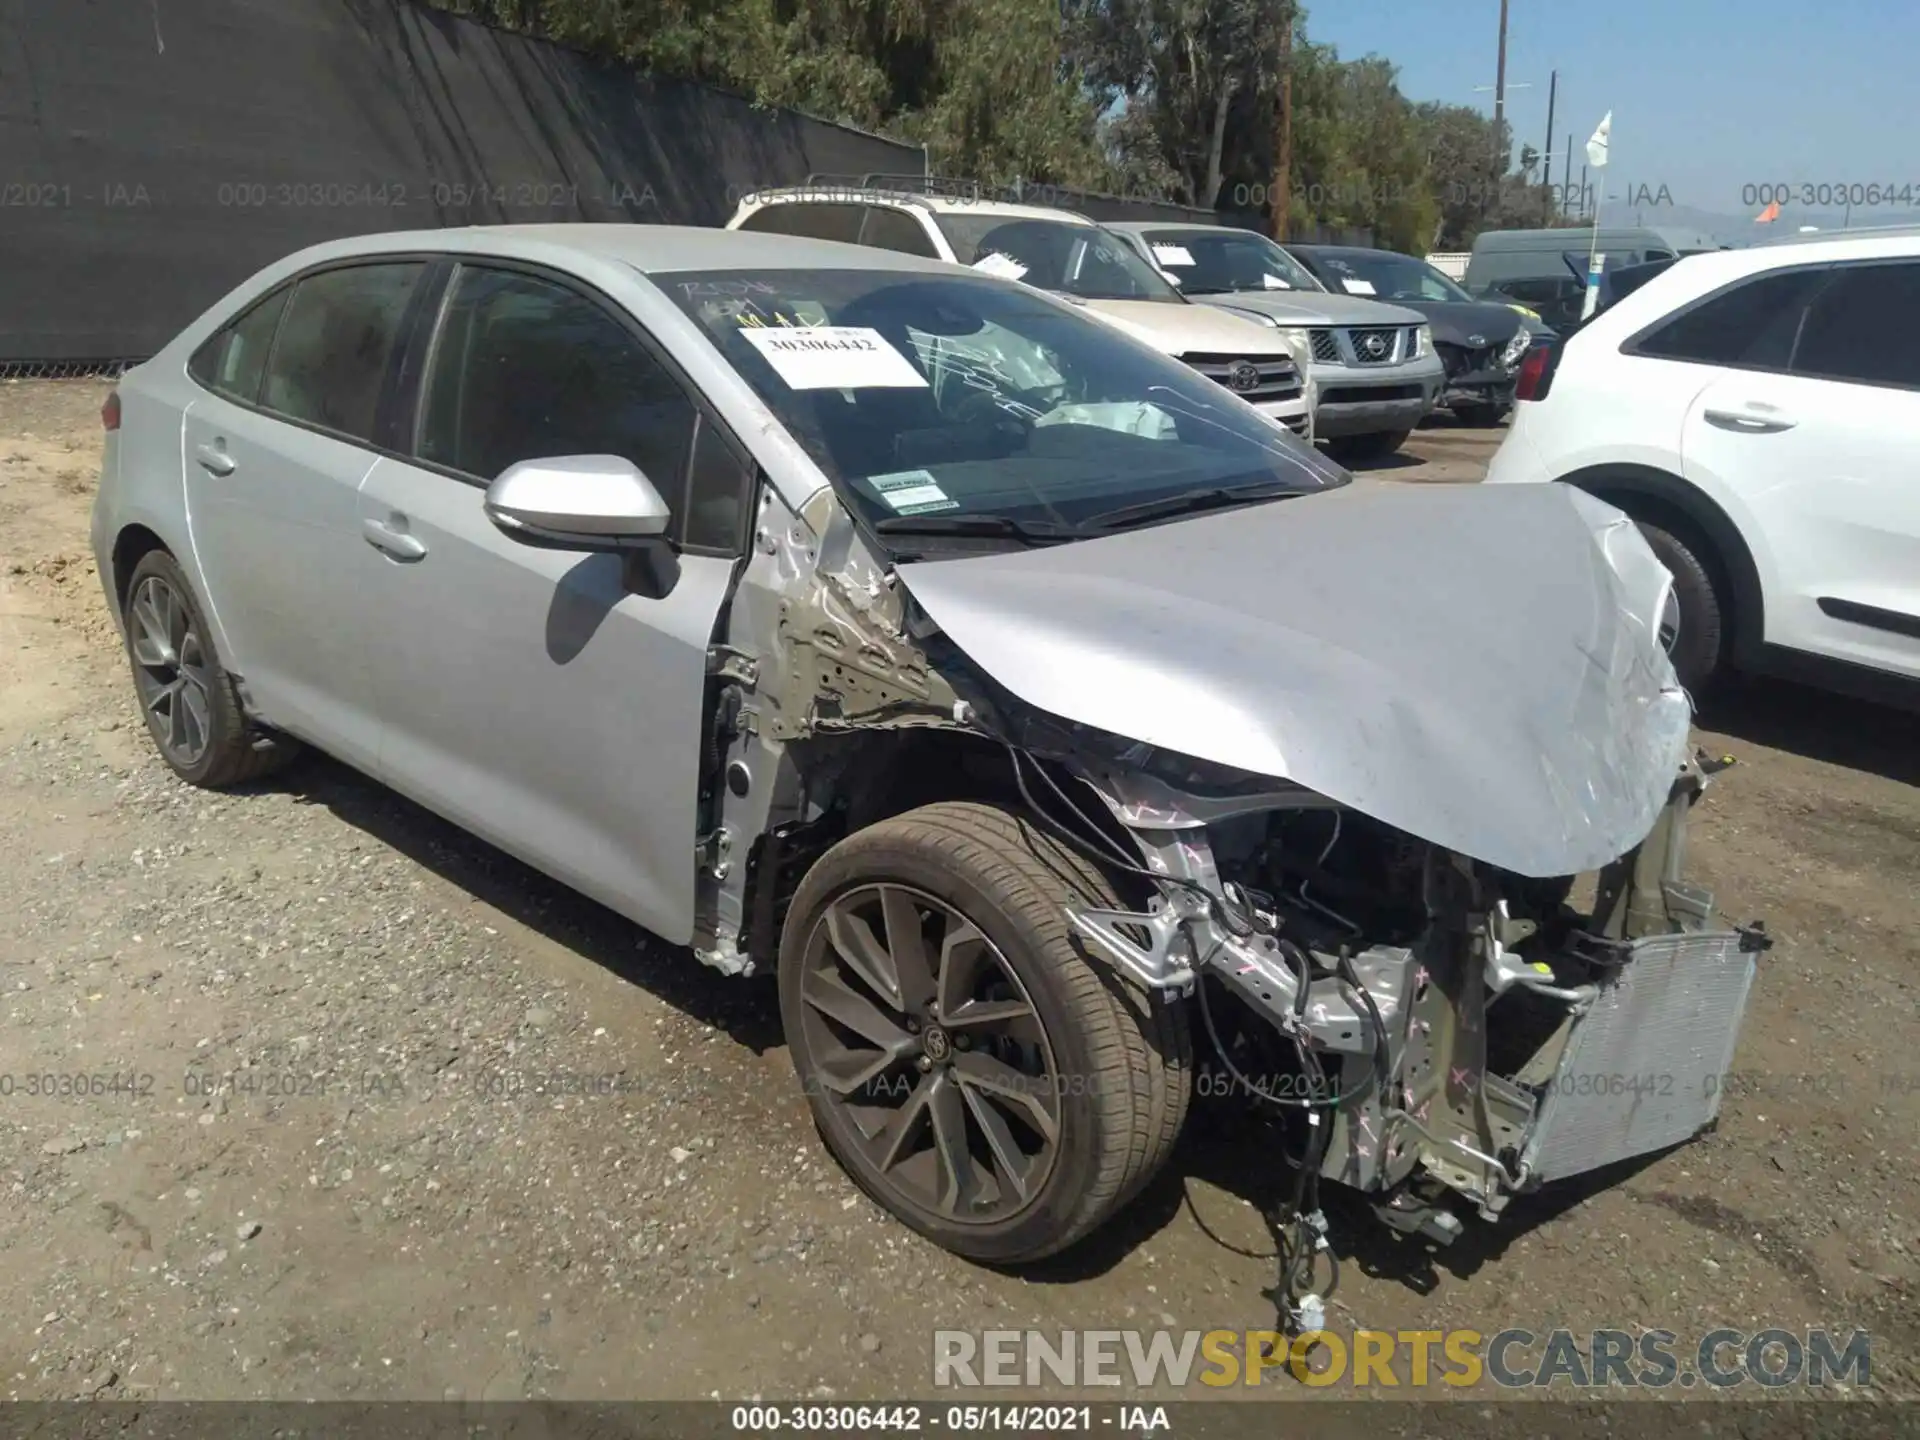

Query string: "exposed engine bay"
[1059, 740, 1767, 1326]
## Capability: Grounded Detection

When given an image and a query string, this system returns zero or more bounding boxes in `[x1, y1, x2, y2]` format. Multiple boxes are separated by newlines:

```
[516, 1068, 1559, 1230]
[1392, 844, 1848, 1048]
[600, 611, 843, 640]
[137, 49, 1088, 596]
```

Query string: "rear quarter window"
[188, 287, 292, 404]
[735, 203, 865, 244]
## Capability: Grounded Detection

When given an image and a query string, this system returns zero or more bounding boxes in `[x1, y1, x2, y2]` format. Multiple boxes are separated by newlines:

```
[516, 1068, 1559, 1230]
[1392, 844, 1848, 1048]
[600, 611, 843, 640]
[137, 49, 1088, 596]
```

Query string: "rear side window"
[189, 287, 291, 403]
[416, 265, 737, 549]
[860, 206, 939, 258]
[260, 263, 424, 441]
[1630, 268, 1824, 370]
[735, 203, 864, 244]
[1790, 262, 1920, 389]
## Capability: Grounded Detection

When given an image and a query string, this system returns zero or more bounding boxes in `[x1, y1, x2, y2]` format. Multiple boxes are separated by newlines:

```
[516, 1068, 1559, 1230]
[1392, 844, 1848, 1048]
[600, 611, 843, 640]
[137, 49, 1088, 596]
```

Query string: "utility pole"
[1270, 2, 1293, 240]
[1563, 135, 1573, 214]
[1542, 69, 1557, 221]
[1494, 0, 1511, 162]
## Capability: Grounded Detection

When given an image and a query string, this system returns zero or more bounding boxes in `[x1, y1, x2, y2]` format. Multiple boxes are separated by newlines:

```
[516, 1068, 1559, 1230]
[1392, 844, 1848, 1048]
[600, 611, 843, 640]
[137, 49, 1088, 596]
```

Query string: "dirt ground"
[1, 378, 1914, 1405]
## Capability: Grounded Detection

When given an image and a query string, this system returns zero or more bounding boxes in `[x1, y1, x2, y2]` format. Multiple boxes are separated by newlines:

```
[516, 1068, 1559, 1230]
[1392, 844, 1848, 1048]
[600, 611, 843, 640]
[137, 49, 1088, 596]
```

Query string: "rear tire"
[1326, 428, 1412, 464]
[121, 550, 299, 787]
[1635, 521, 1726, 694]
[778, 801, 1191, 1264]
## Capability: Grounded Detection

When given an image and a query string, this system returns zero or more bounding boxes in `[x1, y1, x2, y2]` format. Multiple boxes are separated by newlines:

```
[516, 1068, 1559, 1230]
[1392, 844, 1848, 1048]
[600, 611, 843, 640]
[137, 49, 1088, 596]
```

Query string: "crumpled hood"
[1079, 298, 1297, 359]
[1190, 290, 1426, 328]
[895, 482, 1692, 878]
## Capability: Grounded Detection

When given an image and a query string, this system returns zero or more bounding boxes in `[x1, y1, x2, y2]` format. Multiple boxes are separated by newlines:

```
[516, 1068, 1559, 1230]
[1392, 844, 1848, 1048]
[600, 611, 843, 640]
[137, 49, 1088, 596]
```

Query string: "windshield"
[663, 268, 1341, 540]
[1137, 229, 1324, 296]
[1312, 250, 1473, 303]
[931, 216, 1182, 303]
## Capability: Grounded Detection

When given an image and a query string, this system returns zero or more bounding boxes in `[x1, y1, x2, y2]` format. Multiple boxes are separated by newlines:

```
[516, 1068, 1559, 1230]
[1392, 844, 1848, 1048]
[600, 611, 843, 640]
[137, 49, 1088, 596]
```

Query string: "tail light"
[1514, 344, 1559, 402]
[101, 390, 121, 431]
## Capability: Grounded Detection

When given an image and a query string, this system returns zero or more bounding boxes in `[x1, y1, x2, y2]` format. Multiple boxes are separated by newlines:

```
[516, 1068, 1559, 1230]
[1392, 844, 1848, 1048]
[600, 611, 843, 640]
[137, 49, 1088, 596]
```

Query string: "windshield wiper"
[1085, 481, 1304, 532]
[872, 512, 1087, 546]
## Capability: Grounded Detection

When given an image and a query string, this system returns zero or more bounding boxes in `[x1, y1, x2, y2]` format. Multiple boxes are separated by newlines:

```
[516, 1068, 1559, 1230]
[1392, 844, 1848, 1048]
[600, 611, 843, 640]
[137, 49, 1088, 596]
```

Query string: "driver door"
[356, 261, 752, 944]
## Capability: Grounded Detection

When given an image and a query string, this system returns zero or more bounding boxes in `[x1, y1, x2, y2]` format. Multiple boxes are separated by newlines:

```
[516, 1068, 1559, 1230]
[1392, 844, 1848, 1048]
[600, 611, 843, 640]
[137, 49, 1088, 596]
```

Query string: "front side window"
[1132, 229, 1323, 297]
[416, 266, 704, 523]
[1790, 262, 1920, 389]
[932, 217, 1181, 303]
[190, 287, 292, 403]
[260, 263, 424, 441]
[1632, 268, 1825, 369]
[664, 268, 1341, 539]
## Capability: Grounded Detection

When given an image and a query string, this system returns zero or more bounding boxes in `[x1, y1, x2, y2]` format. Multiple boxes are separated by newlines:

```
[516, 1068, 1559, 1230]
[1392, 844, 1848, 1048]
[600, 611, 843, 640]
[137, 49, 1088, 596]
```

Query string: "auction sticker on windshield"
[1151, 244, 1196, 267]
[739, 326, 928, 390]
[868, 469, 958, 515]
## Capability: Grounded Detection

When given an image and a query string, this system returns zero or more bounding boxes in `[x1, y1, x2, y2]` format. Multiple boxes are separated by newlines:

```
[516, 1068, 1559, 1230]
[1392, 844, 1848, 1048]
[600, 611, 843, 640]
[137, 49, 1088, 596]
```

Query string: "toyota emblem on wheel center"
[1228, 360, 1261, 391]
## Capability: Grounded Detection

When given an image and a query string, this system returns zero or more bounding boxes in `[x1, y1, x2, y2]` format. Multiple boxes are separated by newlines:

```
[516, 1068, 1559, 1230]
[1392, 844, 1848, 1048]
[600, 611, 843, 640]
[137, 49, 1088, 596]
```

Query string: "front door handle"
[194, 444, 237, 476]
[362, 516, 427, 561]
[1704, 408, 1796, 435]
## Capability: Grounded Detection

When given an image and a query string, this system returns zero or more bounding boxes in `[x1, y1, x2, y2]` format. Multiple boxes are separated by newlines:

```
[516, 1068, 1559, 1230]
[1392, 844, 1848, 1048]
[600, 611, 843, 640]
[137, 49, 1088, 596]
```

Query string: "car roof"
[1103, 221, 1247, 237]
[741, 188, 1097, 225]
[1755, 222, 1920, 248]
[1285, 244, 1416, 260]
[261, 223, 960, 278]
[1470, 225, 1717, 252]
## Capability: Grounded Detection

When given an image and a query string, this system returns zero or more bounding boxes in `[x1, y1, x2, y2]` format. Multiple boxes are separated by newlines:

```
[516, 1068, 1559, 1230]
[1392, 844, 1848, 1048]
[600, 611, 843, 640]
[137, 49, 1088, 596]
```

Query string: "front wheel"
[778, 801, 1191, 1264]
[1326, 428, 1412, 464]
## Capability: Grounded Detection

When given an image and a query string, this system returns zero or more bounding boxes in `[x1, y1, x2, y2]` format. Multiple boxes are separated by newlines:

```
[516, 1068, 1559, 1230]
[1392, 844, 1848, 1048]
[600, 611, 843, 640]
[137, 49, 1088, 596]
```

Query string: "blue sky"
[1307, 0, 1920, 218]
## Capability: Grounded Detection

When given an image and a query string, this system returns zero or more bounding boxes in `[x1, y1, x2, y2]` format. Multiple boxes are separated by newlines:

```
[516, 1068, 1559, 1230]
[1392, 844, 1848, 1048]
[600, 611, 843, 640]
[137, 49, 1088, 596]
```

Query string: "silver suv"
[92, 224, 1758, 1279]
[1106, 222, 1445, 461]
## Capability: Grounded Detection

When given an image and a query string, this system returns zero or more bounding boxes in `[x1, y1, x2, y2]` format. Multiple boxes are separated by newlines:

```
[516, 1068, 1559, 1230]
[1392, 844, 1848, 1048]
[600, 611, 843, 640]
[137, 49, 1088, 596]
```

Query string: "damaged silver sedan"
[92, 226, 1765, 1306]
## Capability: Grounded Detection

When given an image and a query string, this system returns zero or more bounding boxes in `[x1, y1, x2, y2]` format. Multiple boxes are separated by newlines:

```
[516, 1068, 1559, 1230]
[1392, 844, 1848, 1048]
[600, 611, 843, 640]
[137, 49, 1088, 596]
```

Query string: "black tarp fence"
[0, 0, 928, 362]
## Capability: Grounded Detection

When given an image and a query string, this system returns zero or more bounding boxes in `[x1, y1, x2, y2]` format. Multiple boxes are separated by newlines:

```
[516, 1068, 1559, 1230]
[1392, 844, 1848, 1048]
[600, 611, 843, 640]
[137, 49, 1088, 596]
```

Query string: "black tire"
[778, 801, 1191, 1264]
[1453, 401, 1509, 427]
[1635, 521, 1726, 694]
[1326, 428, 1413, 464]
[121, 550, 299, 787]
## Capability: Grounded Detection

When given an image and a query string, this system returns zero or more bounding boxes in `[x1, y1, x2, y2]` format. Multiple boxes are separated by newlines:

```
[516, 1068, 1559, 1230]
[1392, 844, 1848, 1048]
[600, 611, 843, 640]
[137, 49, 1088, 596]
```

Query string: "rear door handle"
[194, 444, 237, 476]
[1704, 408, 1796, 435]
[362, 516, 427, 561]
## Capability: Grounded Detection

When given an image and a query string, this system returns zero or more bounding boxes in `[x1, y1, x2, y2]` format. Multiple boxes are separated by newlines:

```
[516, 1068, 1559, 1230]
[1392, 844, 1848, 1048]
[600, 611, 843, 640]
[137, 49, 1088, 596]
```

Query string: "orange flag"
[1755, 200, 1782, 223]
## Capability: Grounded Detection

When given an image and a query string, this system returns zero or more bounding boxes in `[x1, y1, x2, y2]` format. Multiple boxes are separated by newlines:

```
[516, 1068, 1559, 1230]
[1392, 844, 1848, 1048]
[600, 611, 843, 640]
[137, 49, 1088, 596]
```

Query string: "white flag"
[1586, 111, 1613, 169]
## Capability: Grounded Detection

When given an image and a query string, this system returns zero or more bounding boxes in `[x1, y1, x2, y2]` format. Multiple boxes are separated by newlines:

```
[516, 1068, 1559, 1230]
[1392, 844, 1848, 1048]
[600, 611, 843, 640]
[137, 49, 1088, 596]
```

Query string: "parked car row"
[91, 210, 1759, 1276]
[727, 187, 1561, 460]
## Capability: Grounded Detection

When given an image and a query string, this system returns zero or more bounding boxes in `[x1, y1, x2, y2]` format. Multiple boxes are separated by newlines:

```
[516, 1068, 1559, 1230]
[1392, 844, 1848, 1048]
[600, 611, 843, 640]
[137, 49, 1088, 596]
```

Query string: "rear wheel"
[121, 550, 299, 787]
[778, 801, 1190, 1263]
[1634, 521, 1726, 694]
[1326, 428, 1412, 464]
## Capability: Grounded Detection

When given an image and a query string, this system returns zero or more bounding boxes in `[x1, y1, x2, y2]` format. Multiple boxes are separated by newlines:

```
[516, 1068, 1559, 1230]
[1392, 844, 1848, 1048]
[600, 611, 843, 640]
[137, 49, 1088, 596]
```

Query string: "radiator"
[1522, 930, 1756, 1182]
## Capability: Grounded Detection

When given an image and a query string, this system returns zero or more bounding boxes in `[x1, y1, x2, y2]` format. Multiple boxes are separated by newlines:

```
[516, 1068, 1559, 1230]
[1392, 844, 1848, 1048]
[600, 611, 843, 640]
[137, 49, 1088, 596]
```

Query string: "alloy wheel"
[797, 884, 1062, 1225]
[128, 574, 214, 767]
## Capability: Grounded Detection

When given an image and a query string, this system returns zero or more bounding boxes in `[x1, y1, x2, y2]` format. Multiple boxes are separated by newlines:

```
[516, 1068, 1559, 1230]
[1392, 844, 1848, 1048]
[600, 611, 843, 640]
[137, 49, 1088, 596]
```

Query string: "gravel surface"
[1, 378, 1914, 1403]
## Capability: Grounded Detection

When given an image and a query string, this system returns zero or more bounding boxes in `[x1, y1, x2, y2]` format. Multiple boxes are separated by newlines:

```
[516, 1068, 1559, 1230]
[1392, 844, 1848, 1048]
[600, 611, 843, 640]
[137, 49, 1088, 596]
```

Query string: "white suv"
[1486, 228, 1920, 702]
[727, 188, 1317, 440]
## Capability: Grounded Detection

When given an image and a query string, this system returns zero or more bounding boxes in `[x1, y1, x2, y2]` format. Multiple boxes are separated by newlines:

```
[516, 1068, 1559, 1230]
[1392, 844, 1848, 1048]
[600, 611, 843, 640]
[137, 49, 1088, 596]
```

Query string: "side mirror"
[484, 455, 671, 551]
